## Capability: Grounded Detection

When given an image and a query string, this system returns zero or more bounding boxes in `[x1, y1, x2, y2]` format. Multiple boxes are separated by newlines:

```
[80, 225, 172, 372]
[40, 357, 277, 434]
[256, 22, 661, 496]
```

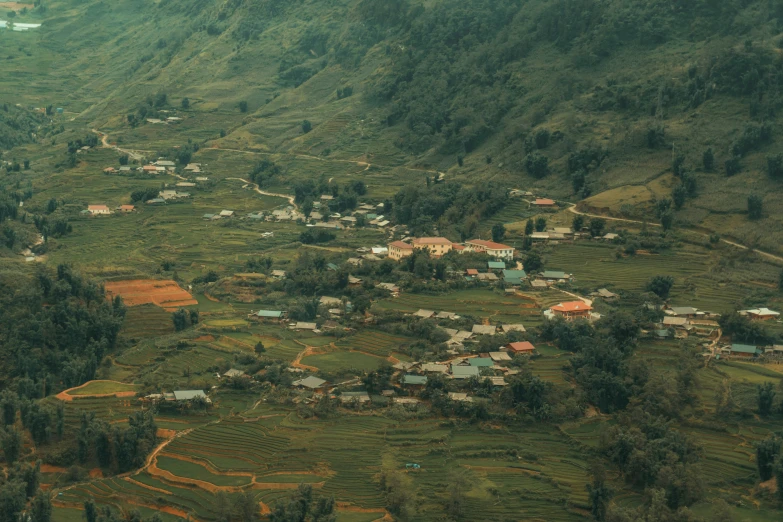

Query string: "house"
[489, 352, 513, 362]
[595, 288, 618, 300]
[292, 376, 328, 391]
[320, 296, 342, 307]
[348, 276, 362, 286]
[321, 320, 340, 331]
[320, 194, 334, 201]
[393, 362, 417, 371]
[393, 397, 421, 406]
[155, 160, 176, 167]
[223, 369, 246, 378]
[435, 311, 458, 320]
[742, 308, 781, 321]
[530, 279, 549, 289]
[119, 166, 132, 172]
[530, 232, 551, 241]
[488, 261, 506, 271]
[421, 363, 449, 374]
[533, 198, 556, 207]
[602, 233, 619, 241]
[448, 392, 472, 402]
[472, 324, 496, 335]
[142, 165, 158, 173]
[730, 344, 760, 357]
[146, 198, 166, 205]
[552, 227, 573, 236]
[118, 205, 136, 213]
[451, 331, 474, 342]
[503, 270, 527, 285]
[549, 301, 593, 321]
[251, 310, 285, 321]
[184, 163, 201, 171]
[464, 239, 515, 261]
[662, 317, 688, 328]
[506, 341, 535, 354]
[340, 391, 371, 404]
[476, 272, 499, 282]
[88, 204, 111, 215]
[271, 270, 287, 278]
[413, 309, 435, 319]
[176, 182, 196, 188]
[371, 246, 389, 256]
[220, 210, 234, 218]
[172, 390, 208, 402]
[654, 329, 672, 340]
[667, 307, 698, 318]
[293, 322, 317, 331]
[411, 237, 453, 257]
[465, 269, 479, 277]
[103, 167, 116, 174]
[402, 374, 428, 388]
[501, 324, 526, 333]
[340, 216, 357, 225]
[468, 357, 494, 367]
[203, 214, 215, 220]
[388, 240, 414, 261]
[347, 257, 363, 266]
[541, 271, 569, 281]
[377, 282, 400, 294]
[487, 376, 508, 387]
[451, 365, 480, 380]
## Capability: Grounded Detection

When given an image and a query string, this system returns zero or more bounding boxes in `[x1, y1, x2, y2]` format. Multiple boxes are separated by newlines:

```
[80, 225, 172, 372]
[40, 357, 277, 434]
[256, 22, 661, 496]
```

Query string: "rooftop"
[551, 301, 593, 313]
[466, 239, 513, 250]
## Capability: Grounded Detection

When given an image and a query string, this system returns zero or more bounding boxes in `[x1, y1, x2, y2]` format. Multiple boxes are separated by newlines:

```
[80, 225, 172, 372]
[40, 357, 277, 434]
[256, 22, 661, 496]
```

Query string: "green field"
[68, 381, 138, 395]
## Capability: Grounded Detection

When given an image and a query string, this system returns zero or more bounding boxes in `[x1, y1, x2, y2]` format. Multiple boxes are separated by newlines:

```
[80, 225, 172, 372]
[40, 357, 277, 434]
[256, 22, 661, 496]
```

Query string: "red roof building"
[464, 239, 515, 261]
[506, 341, 535, 353]
[550, 301, 593, 321]
[388, 240, 414, 261]
[533, 198, 556, 206]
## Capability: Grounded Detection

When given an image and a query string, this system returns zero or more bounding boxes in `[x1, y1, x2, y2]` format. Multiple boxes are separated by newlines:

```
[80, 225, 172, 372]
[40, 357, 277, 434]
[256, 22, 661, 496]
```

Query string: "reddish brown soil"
[55, 380, 137, 402]
[104, 279, 198, 309]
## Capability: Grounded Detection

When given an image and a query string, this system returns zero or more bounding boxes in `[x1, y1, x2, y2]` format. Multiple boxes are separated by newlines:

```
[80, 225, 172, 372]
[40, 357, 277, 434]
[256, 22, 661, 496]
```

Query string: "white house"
[88, 204, 111, 215]
[464, 239, 515, 261]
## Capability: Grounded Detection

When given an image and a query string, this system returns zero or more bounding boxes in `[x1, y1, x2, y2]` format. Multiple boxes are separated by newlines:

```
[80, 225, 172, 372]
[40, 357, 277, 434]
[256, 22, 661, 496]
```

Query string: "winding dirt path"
[225, 177, 298, 209]
[561, 202, 783, 264]
[91, 129, 149, 162]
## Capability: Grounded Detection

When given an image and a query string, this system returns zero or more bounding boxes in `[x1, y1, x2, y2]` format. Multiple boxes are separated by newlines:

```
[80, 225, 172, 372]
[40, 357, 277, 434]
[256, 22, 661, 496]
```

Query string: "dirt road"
[225, 177, 298, 208]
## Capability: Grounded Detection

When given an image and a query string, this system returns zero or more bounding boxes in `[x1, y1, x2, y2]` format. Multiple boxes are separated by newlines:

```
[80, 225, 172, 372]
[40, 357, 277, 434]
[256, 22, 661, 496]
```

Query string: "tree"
[757, 382, 776, 416]
[29, 490, 52, 522]
[2, 428, 22, 464]
[238, 100, 248, 113]
[491, 223, 505, 243]
[774, 456, 783, 501]
[181, 97, 190, 109]
[748, 194, 763, 220]
[302, 120, 312, 134]
[524, 219, 534, 236]
[672, 184, 687, 210]
[254, 342, 265, 354]
[23, 159, 30, 170]
[588, 218, 606, 238]
[586, 464, 613, 521]
[118, 155, 129, 166]
[523, 251, 543, 272]
[672, 154, 686, 177]
[660, 210, 674, 231]
[234, 491, 258, 522]
[703, 148, 714, 172]
[535, 217, 547, 232]
[767, 154, 783, 179]
[172, 308, 191, 331]
[572, 215, 585, 232]
[756, 434, 781, 481]
[84, 500, 97, 522]
[645, 275, 674, 299]
[525, 152, 549, 178]
[725, 156, 741, 176]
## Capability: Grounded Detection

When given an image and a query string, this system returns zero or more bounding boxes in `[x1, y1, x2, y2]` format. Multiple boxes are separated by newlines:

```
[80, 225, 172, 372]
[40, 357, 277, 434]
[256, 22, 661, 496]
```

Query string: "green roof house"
[731, 344, 760, 356]
[468, 357, 494, 367]
[402, 375, 428, 386]
[542, 271, 568, 280]
[451, 365, 480, 379]
[503, 270, 527, 285]
[488, 261, 506, 270]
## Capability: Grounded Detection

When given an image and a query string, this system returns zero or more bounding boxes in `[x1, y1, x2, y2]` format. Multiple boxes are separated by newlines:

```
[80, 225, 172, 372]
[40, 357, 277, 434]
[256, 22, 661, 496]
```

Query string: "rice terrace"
[4, 1, 783, 522]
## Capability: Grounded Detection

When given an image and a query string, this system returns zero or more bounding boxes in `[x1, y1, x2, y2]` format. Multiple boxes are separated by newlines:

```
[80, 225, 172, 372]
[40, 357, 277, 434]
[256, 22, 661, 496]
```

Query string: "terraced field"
[334, 330, 412, 358]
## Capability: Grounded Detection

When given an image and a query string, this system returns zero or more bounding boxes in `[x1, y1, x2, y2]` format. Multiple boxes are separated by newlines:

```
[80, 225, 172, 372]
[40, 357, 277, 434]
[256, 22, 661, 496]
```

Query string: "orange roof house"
[388, 240, 415, 261]
[550, 301, 593, 321]
[533, 198, 556, 207]
[119, 205, 136, 212]
[464, 239, 515, 261]
[412, 237, 453, 257]
[506, 341, 535, 353]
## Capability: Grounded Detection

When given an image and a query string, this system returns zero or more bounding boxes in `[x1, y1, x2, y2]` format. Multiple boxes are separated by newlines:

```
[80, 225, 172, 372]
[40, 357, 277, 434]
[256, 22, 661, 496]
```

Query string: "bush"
[302, 120, 312, 133]
[238, 100, 248, 113]
[524, 152, 549, 179]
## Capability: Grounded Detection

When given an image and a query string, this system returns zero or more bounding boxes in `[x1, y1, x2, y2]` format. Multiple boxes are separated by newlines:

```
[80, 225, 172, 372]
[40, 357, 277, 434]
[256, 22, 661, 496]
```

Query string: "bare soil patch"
[105, 279, 198, 309]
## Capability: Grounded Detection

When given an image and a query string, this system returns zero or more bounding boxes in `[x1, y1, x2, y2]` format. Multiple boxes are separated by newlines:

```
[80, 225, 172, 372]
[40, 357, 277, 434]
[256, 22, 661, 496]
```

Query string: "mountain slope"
[4, 0, 783, 248]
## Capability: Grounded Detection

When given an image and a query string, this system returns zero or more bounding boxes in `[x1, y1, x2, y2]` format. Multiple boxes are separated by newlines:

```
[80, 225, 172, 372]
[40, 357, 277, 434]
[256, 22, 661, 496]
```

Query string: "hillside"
[2, 0, 783, 250]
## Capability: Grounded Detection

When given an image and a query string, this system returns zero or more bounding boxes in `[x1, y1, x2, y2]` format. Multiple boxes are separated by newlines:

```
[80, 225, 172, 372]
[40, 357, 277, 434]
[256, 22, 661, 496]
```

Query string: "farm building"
[421, 363, 449, 374]
[142, 165, 158, 173]
[223, 369, 246, 378]
[87, 204, 111, 215]
[488, 261, 506, 270]
[594, 288, 618, 300]
[271, 270, 287, 278]
[413, 309, 435, 318]
[251, 310, 285, 322]
[488, 376, 508, 387]
[393, 362, 417, 371]
[501, 324, 526, 333]
[476, 272, 499, 281]
[503, 270, 527, 285]
[402, 375, 428, 389]
[549, 301, 593, 321]
[118, 205, 135, 212]
[103, 167, 116, 174]
[340, 391, 371, 404]
[155, 160, 176, 167]
[472, 325, 496, 335]
[172, 390, 209, 402]
[146, 198, 165, 205]
[465, 269, 479, 277]
[448, 392, 472, 402]
[489, 352, 513, 362]
[219, 210, 234, 218]
[541, 271, 569, 281]
[348, 276, 362, 286]
[667, 307, 699, 318]
[468, 357, 494, 367]
[464, 239, 515, 261]
[530, 232, 551, 242]
[377, 282, 400, 294]
[730, 344, 760, 357]
[530, 279, 549, 289]
[436, 311, 458, 320]
[533, 198, 556, 207]
[292, 376, 328, 391]
[292, 322, 317, 331]
[320, 296, 342, 306]
[741, 308, 780, 321]
[451, 365, 480, 380]
[662, 317, 688, 328]
[603, 233, 619, 240]
[507, 341, 535, 354]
